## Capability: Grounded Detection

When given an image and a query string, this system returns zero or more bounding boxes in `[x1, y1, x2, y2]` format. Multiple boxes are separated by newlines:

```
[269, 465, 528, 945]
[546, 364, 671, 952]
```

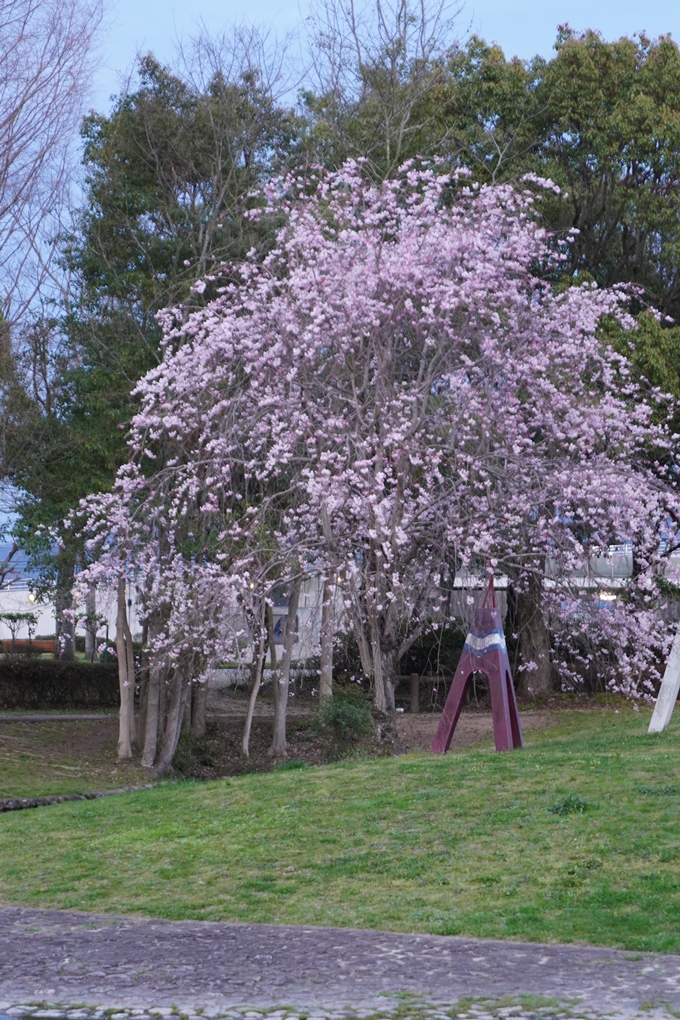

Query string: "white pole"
[649, 623, 680, 733]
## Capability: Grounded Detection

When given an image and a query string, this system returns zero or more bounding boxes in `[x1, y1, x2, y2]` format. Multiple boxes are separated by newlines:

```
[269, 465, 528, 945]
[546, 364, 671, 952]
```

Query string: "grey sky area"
[93, 0, 680, 114]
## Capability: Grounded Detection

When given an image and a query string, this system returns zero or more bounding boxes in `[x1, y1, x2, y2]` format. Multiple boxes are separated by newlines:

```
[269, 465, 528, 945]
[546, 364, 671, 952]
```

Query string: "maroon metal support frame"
[432, 578, 523, 754]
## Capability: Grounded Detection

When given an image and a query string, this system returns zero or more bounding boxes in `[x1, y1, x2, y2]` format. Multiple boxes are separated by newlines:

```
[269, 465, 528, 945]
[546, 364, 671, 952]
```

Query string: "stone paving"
[1, 908, 680, 1020]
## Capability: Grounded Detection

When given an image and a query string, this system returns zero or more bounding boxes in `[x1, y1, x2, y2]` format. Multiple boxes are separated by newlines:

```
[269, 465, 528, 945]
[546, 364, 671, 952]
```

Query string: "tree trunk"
[154, 667, 190, 776]
[191, 678, 208, 738]
[182, 684, 192, 730]
[137, 652, 148, 741]
[141, 662, 160, 768]
[319, 573, 334, 700]
[515, 571, 552, 699]
[368, 614, 400, 749]
[158, 659, 170, 745]
[269, 576, 301, 757]
[124, 591, 136, 747]
[54, 558, 75, 660]
[266, 601, 279, 729]
[84, 585, 97, 661]
[115, 576, 135, 759]
[376, 648, 400, 747]
[242, 604, 266, 757]
[138, 617, 149, 737]
[140, 610, 162, 767]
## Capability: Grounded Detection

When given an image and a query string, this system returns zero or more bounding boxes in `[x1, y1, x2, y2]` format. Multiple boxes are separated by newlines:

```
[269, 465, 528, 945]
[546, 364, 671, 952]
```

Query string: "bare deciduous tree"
[304, 0, 461, 175]
[0, 0, 103, 323]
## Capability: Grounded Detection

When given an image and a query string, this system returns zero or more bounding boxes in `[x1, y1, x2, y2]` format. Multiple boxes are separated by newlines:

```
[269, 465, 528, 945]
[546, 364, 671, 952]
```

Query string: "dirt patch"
[397, 708, 561, 753]
[174, 706, 564, 779]
[172, 716, 330, 780]
[0, 699, 584, 796]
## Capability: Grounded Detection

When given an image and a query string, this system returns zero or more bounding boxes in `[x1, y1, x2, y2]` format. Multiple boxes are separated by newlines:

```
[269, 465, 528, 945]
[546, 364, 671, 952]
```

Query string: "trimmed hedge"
[0, 659, 120, 710]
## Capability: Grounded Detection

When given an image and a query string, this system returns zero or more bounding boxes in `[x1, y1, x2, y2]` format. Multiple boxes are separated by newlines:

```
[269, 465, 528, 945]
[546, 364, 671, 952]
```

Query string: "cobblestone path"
[1, 907, 679, 1020]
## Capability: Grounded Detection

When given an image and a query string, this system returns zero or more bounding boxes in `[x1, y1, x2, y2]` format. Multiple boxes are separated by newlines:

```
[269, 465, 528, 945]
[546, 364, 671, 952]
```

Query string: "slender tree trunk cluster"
[138, 659, 201, 775]
[110, 568, 352, 769]
[152, 661, 191, 776]
[141, 658, 160, 768]
[114, 584, 208, 773]
[241, 578, 304, 760]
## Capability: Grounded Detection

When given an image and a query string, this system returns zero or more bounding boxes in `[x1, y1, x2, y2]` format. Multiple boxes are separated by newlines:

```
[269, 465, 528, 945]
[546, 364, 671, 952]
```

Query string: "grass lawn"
[0, 706, 679, 952]
[0, 717, 150, 797]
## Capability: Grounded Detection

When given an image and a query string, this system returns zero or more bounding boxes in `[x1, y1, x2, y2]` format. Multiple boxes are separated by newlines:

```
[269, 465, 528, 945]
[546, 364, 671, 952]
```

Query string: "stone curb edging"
[0, 714, 118, 723]
[0, 785, 155, 813]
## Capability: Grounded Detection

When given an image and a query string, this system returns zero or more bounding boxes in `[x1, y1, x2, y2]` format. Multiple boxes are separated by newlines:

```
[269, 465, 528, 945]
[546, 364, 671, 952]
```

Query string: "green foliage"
[535, 30, 680, 313]
[598, 311, 680, 472]
[71, 54, 292, 315]
[416, 31, 680, 317]
[428, 36, 544, 183]
[604, 311, 680, 397]
[0, 611, 38, 632]
[317, 686, 373, 747]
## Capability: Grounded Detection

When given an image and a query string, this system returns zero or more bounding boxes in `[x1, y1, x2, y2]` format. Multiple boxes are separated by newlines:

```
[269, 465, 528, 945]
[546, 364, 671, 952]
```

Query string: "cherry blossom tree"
[75, 160, 680, 760]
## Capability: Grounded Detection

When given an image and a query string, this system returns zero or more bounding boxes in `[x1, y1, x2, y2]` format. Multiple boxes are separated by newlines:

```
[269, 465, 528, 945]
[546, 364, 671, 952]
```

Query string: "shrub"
[0, 659, 119, 710]
[318, 686, 373, 748]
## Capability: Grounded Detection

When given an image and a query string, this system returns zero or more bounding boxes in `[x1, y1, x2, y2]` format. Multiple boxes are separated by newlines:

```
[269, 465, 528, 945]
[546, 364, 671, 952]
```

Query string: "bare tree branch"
[0, 0, 103, 324]
[304, 0, 462, 174]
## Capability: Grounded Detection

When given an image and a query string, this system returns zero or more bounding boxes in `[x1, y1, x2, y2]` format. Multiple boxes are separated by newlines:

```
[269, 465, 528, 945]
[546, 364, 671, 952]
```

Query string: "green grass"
[0, 718, 151, 797]
[1, 707, 679, 953]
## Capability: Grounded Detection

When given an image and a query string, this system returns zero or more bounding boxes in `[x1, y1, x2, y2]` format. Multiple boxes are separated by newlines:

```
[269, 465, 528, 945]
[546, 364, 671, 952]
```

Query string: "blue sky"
[93, 0, 680, 113]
